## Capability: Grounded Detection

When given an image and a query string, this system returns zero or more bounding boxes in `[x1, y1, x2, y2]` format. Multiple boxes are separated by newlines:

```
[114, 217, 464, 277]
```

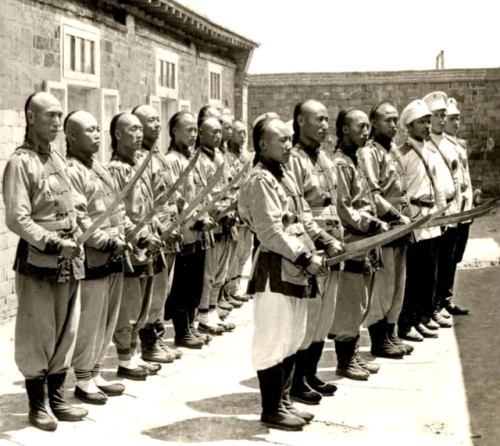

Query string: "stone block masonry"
[249, 69, 500, 197]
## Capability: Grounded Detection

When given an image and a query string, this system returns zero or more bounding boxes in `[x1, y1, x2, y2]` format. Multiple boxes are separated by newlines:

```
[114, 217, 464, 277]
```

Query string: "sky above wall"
[179, 0, 500, 74]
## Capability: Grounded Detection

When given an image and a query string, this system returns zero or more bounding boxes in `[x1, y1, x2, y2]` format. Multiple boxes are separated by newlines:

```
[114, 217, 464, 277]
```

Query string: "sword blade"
[125, 149, 201, 243]
[325, 205, 448, 267]
[78, 148, 155, 245]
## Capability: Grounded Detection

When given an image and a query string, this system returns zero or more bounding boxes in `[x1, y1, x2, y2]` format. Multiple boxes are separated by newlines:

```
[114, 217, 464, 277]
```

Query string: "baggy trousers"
[15, 273, 80, 379]
[199, 240, 231, 310]
[147, 253, 175, 324]
[72, 273, 124, 375]
[364, 246, 407, 327]
[399, 236, 440, 328]
[225, 225, 253, 296]
[252, 283, 308, 371]
[300, 270, 339, 349]
[165, 248, 206, 318]
[330, 271, 376, 342]
[113, 275, 154, 360]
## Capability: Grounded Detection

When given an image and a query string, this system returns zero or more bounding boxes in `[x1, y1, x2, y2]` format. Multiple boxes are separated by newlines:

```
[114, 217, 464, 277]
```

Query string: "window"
[208, 62, 222, 106]
[156, 48, 178, 99]
[43, 81, 67, 155]
[148, 95, 176, 150]
[101, 89, 120, 163]
[61, 18, 100, 87]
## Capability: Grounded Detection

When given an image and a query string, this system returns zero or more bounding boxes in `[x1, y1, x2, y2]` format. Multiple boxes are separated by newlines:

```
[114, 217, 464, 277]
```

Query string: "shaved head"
[112, 113, 143, 155]
[259, 119, 292, 165]
[220, 114, 233, 144]
[132, 104, 160, 148]
[339, 109, 370, 149]
[199, 117, 222, 149]
[65, 111, 101, 157]
[25, 92, 63, 145]
[294, 99, 329, 146]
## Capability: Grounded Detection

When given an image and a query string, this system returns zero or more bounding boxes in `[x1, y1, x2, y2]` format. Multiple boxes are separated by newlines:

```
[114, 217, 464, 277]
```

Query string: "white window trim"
[178, 100, 191, 112]
[148, 95, 163, 149]
[43, 81, 68, 115]
[208, 62, 222, 107]
[156, 48, 178, 100]
[60, 17, 101, 88]
[100, 88, 120, 163]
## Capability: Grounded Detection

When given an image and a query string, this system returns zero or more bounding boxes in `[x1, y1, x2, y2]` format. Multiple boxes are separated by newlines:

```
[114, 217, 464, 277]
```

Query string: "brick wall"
[0, 0, 240, 322]
[248, 69, 500, 196]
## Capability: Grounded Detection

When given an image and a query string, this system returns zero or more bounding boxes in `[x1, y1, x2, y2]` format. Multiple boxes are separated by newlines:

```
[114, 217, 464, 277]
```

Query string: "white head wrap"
[422, 91, 448, 112]
[399, 99, 432, 131]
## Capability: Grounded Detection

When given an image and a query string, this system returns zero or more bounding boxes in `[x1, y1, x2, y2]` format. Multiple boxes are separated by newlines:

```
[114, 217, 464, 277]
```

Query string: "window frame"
[156, 48, 178, 100]
[60, 17, 101, 88]
[208, 62, 222, 107]
[100, 88, 120, 164]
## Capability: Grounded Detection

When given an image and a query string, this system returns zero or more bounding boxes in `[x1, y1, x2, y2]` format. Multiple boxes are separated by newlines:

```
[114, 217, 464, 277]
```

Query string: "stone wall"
[249, 68, 500, 196]
[0, 0, 239, 322]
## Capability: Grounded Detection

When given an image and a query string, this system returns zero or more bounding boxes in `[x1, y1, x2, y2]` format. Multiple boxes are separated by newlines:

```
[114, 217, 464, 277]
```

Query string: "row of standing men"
[2, 90, 472, 432]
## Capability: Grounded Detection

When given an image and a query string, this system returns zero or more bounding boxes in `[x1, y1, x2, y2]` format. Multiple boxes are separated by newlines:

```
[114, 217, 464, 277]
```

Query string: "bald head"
[65, 111, 101, 157]
[340, 109, 370, 149]
[370, 102, 399, 140]
[230, 120, 247, 150]
[132, 104, 160, 148]
[259, 119, 292, 165]
[25, 92, 63, 145]
[199, 117, 222, 149]
[113, 113, 143, 155]
[220, 114, 233, 143]
[294, 99, 329, 146]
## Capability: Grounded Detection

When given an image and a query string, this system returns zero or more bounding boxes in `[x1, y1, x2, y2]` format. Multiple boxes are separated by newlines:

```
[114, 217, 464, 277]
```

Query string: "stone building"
[0, 0, 258, 322]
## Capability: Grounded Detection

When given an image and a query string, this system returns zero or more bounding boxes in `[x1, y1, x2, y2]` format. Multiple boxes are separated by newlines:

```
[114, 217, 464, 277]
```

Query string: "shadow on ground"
[187, 392, 260, 415]
[454, 266, 500, 446]
[0, 392, 29, 433]
[142, 416, 268, 443]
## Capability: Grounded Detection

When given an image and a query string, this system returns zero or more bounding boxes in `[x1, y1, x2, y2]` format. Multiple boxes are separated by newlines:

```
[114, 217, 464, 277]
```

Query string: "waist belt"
[36, 218, 73, 231]
[410, 199, 435, 208]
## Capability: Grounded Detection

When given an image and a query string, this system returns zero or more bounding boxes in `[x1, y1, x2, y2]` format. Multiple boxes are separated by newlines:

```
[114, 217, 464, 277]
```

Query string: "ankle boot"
[189, 310, 213, 344]
[290, 349, 322, 405]
[173, 310, 204, 349]
[368, 319, 405, 359]
[154, 320, 183, 359]
[47, 373, 88, 421]
[25, 377, 58, 431]
[335, 338, 370, 381]
[257, 362, 306, 431]
[354, 336, 380, 374]
[282, 355, 314, 423]
[386, 323, 414, 354]
[305, 341, 337, 396]
[139, 324, 175, 363]
[398, 325, 424, 342]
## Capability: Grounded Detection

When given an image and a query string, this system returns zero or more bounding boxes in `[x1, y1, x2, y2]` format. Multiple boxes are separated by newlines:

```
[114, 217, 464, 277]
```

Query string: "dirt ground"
[0, 206, 499, 446]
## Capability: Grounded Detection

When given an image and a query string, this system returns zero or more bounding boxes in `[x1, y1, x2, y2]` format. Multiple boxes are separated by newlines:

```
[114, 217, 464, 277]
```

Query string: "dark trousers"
[399, 237, 440, 328]
[164, 247, 206, 320]
[437, 224, 471, 308]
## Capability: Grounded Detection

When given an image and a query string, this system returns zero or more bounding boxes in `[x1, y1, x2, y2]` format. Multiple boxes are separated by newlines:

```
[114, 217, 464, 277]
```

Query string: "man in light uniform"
[397, 100, 446, 341]
[66, 111, 129, 403]
[288, 100, 343, 403]
[359, 102, 413, 358]
[133, 105, 183, 362]
[3, 92, 87, 430]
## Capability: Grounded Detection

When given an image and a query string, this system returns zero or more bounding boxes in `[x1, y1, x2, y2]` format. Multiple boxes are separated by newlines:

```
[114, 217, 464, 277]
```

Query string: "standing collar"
[337, 143, 358, 166]
[24, 137, 52, 155]
[295, 140, 320, 162]
[259, 157, 285, 180]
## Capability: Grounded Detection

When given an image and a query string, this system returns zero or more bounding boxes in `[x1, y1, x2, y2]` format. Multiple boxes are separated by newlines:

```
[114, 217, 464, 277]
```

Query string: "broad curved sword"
[125, 149, 201, 243]
[420, 195, 500, 228]
[78, 148, 155, 245]
[325, 204, 449, 267]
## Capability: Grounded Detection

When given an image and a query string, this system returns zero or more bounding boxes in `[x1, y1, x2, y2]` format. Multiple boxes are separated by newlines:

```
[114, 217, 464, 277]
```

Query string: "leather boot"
[25, 377, 58, 431]
[188, 310, 213, 344]
[305, 341, 337, 396]
[257, 362, 306, 431]
[47, 373, 88, 421]
[446, 303, 469, 315]
[354, 337, 380, 374]
[290, 349, 322, 405]
[398, 325, 424, 342]
[217, 292, 234, 311]
[139, 324, 175, 363]
[173, 310, 204, 349]
[282, 355, 314, 423]
[432, 311, 453, 328]
[386, 323, 414, 354]
[335, 338, 370, 381]
[154, 320, 183, 359]
[368, 319, 405, 359]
